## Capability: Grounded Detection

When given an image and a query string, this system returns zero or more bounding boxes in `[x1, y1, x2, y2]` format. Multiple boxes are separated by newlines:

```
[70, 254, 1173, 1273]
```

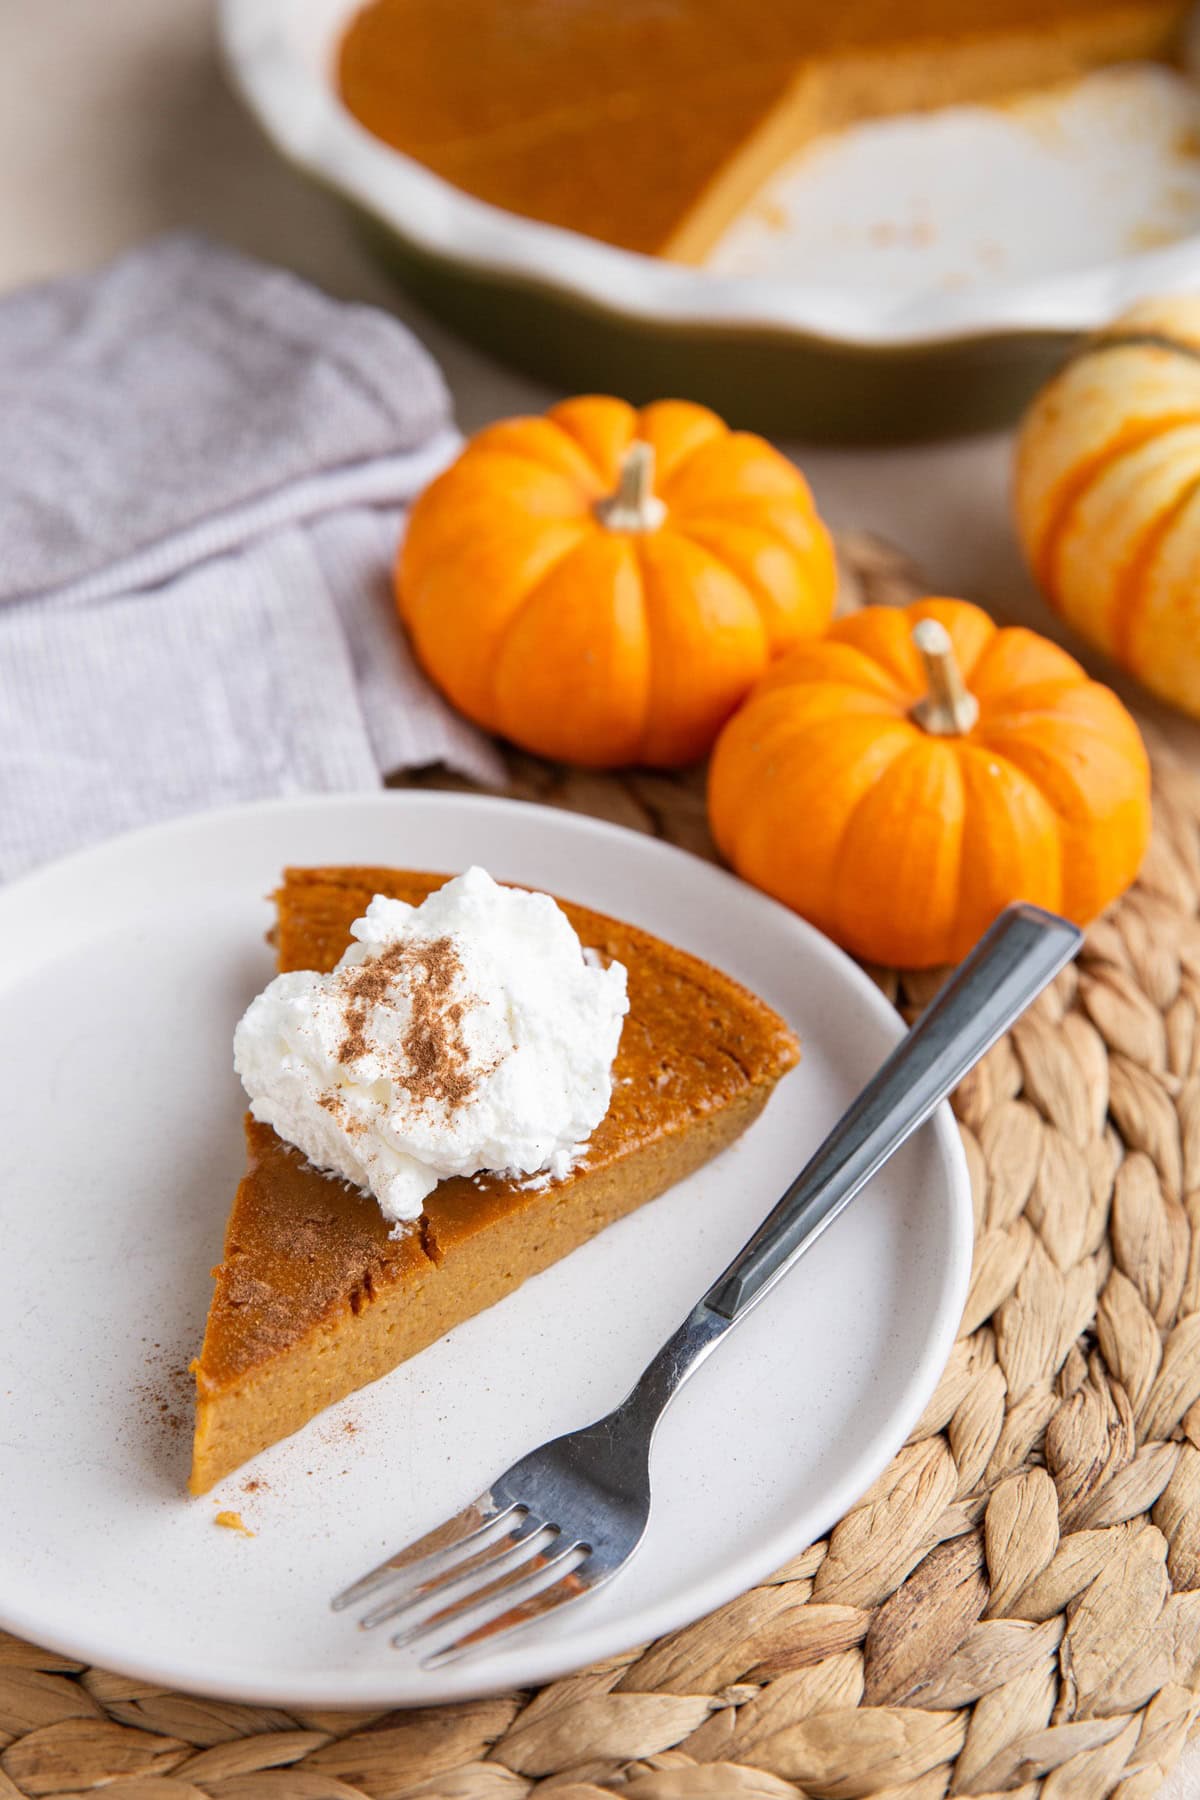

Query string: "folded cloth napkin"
[0, 233, 505, 881]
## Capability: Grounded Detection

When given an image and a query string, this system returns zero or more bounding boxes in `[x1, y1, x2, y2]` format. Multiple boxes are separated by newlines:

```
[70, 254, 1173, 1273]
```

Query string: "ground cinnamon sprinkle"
[333, 935, 481, 1109]
[318, 1090, 365, 1136]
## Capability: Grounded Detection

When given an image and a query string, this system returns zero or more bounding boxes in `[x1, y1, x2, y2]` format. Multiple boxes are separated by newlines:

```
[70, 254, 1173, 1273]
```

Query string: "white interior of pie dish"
[221, 0, 1200, 349]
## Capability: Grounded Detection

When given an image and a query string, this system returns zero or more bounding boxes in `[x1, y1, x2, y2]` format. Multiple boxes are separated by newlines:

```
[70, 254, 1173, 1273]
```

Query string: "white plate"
[0, 793, 972, 1707]
[222, 0, 1200, 348]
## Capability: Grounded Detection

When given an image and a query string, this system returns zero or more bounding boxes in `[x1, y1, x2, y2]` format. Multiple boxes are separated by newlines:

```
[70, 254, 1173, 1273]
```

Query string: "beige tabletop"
[4, 5, 1199, 1788]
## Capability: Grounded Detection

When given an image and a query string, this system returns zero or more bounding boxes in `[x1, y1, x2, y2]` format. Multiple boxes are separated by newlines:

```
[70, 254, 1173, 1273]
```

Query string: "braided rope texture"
[2, 538, 1198, 1800]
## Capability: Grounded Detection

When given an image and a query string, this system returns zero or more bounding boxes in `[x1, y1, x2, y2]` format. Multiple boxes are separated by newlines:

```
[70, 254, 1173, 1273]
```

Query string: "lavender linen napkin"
[0, 234, 504, 880]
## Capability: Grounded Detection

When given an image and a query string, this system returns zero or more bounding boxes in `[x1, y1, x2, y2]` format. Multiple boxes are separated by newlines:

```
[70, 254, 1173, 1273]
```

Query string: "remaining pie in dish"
[189, 867, 799, 1493]
[336, 0, 1186, 261]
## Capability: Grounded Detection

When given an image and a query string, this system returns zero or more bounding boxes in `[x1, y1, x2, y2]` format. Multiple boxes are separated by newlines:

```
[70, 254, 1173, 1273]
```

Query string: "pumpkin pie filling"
[190, 867, 799, 1493]
[337, 0, 1187, 261]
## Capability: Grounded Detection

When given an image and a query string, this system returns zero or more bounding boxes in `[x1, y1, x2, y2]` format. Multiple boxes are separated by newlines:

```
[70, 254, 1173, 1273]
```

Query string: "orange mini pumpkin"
[709, 597, 1151, 969]
[398, 396, 836, 767]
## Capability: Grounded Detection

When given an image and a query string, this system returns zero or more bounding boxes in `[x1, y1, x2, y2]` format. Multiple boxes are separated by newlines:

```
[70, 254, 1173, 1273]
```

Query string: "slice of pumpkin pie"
[189, 866, 798, 1494]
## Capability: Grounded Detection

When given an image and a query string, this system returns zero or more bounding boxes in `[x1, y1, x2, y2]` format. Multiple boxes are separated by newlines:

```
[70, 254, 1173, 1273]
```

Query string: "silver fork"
[333, 902, 1082, 1666]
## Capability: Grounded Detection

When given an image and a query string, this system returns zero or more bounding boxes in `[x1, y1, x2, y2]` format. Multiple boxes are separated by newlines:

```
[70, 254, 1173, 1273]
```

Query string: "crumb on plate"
[214, 1509, 255, 1537]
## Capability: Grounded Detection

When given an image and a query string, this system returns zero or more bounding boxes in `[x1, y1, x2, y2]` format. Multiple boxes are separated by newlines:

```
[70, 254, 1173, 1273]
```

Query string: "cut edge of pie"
[189, 868, 800, 1496]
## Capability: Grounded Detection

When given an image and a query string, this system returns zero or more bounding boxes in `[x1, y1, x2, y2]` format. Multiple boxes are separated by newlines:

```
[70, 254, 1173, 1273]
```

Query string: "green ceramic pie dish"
[219, 0, 1200, 442]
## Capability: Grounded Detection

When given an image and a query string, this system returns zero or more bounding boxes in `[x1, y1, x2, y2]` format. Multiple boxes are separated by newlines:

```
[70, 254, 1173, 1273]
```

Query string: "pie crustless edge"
[189, 868, 800, 1495]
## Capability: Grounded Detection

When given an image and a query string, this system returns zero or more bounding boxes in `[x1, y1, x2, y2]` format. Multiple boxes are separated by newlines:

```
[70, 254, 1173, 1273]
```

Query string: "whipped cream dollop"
[233, 866, 629, 1229]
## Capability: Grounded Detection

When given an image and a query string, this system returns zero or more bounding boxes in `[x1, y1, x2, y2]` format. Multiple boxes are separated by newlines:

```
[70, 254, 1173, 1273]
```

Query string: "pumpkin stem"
[595, 441, 667, 533]
[911, 618, 979, 736]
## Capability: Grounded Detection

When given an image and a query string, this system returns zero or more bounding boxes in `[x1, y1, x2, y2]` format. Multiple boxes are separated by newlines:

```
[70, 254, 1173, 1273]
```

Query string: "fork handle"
[625, 903, 1083, 1419]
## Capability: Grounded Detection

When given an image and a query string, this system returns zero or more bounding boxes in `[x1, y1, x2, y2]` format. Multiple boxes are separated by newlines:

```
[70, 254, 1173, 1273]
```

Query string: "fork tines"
[332, 1496, 592, 1665]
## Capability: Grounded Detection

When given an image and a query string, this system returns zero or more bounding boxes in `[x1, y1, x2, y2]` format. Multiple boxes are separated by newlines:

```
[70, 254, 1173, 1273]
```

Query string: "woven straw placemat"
[3, 537, 1199, 1800]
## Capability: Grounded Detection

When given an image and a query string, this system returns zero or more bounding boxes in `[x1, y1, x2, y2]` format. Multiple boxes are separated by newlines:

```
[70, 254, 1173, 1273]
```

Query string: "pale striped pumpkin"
[1015, 295, 1200, 717]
